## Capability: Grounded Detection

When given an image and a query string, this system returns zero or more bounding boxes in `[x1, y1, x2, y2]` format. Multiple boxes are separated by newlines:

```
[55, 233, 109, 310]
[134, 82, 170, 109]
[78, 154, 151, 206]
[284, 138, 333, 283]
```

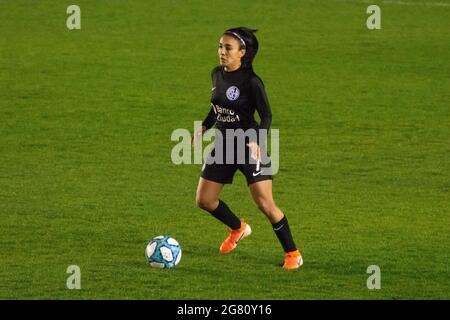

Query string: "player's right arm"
[192, 68, 218, 146]
[191, 124, 206, 146]
[192, 105, 216, 145]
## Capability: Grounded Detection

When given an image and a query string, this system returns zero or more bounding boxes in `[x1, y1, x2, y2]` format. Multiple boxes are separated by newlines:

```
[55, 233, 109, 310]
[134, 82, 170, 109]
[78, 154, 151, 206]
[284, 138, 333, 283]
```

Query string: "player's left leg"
[249, 179, 303, 269]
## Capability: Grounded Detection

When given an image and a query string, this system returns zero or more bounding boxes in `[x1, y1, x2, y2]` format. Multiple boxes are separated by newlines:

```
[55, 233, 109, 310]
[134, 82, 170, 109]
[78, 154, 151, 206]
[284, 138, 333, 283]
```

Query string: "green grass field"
[0, 0, 449, 299]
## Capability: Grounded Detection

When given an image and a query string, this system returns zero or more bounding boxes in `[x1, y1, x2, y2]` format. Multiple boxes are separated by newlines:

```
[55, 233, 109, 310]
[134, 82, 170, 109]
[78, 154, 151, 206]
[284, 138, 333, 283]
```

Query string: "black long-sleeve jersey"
[202, 66, 272, 133]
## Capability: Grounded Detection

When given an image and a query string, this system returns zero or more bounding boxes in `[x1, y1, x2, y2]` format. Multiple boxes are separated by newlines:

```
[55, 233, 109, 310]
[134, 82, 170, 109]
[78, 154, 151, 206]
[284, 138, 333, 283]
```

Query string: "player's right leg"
[219, 219, 252, 253]
[195, 177, 251, 253]
[195, 177, 224, 212]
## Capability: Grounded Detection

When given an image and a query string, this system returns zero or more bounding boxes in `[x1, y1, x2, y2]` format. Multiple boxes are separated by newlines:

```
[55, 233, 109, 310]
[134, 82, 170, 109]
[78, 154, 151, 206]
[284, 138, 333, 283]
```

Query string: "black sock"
[207, 200, 242, 230]
[272, 216, 297, 253]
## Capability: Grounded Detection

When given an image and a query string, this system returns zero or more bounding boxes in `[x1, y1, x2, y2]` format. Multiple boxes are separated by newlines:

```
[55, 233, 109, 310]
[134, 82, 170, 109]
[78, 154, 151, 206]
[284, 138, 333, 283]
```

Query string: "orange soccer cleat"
[282, 249, 303, 269]
[219, 220, 252, 253]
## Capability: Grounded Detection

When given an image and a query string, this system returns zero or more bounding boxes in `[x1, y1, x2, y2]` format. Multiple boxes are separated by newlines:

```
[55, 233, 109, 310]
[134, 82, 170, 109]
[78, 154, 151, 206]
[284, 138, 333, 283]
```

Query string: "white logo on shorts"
[252, 170, 263, 177]
[226, 86, 240, 101]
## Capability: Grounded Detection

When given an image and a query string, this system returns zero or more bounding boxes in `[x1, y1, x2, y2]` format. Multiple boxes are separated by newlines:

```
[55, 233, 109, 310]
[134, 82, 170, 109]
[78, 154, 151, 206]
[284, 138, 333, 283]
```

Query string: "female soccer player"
[192, 27, 303, 269]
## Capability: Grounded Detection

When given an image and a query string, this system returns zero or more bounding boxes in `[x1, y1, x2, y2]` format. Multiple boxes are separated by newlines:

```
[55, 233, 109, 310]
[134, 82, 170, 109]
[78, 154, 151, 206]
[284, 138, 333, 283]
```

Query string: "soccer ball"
[145, 235, 182, 269]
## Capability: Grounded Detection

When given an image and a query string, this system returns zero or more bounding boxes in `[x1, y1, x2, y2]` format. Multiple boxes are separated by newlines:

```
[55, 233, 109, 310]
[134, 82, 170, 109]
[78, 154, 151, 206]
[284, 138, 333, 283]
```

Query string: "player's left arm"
[247, 76, 273, 160]
[250, 76, 272, 132]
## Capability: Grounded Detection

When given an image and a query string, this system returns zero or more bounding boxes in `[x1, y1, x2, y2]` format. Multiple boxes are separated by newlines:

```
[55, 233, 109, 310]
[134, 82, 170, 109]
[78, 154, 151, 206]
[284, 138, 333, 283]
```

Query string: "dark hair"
[223, 27, 259, 71]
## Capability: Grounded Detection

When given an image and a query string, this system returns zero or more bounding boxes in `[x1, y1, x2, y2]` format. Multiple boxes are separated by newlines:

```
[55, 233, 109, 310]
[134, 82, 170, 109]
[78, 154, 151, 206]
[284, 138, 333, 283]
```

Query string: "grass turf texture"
[0, 0, 449, 299]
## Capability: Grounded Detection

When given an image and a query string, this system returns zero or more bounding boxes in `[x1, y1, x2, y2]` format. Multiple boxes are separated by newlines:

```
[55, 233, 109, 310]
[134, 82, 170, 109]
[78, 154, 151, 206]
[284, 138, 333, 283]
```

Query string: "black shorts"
[200, 136, 273, 186]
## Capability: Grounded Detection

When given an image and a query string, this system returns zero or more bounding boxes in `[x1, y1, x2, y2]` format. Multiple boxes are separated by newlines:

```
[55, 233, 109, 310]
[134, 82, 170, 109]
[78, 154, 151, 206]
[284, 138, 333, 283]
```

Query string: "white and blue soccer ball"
[145, 235, 182, 269]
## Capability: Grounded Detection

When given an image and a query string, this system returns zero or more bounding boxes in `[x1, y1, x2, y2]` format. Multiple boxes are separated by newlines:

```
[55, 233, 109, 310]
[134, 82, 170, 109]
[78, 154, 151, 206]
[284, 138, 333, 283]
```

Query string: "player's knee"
[196, 195, 216, 211]
[257, 200, 276, 215]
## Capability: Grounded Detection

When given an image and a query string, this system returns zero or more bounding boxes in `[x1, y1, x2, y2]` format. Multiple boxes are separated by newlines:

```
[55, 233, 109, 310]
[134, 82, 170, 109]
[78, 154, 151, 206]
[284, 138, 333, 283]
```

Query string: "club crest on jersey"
[226, 86, 240, 101]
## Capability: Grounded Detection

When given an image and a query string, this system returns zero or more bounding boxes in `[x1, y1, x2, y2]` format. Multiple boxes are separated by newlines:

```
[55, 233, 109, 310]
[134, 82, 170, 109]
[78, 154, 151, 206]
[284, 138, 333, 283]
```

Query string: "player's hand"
[191, 125, 206, 146]
[246, 142, 261, 161]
